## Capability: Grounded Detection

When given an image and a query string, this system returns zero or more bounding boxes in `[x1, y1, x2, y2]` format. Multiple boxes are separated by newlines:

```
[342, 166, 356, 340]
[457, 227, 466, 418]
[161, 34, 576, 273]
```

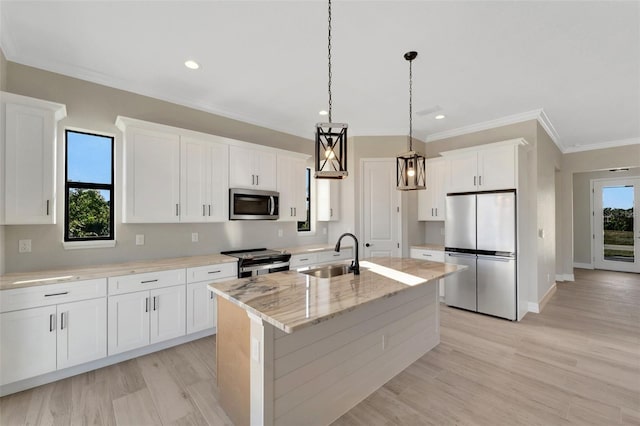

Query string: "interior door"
[593, 177, 640, 273]
[362, 159, 401, 258]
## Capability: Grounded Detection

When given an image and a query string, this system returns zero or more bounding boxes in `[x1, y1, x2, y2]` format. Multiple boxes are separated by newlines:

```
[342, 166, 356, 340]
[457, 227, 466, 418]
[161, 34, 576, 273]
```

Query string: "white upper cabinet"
[277, 154, 307, 222]
[418, 158, 446, 221]
[180, 136, 229, 222]
[317, 179, 340, 221]
[229, 145, 277, 190]
[1, 92, 66, 225]
[122, 126, 181, 223]
[442, 140, 524, 193]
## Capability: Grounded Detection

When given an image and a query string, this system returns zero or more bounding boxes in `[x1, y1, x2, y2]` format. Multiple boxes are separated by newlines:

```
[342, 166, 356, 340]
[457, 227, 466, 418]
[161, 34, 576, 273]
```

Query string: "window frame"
[297, 167, 312, 233]
[64, 129, 115, 242]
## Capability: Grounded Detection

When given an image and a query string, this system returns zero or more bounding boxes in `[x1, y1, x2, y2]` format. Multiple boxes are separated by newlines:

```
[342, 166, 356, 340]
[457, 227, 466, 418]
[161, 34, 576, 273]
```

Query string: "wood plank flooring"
[1, 268, 638, 425]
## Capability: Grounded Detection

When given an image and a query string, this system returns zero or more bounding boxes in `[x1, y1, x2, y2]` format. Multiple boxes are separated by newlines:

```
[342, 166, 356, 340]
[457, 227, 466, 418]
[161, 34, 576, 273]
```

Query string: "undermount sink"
[300, 264, 353, 279]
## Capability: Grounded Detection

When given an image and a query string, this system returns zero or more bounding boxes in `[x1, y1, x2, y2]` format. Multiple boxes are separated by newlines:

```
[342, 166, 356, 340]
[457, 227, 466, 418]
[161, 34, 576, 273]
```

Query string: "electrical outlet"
[135, 234, 145, 245]
[277, 229, 283, 237]
[191, 232, 199, 243]
[18, 239, 32, 253]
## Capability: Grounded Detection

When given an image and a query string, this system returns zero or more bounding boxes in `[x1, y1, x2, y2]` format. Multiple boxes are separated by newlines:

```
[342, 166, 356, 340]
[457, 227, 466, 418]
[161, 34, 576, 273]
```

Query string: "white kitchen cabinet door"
[186, 282, 216, 334]
[3, 102, 62, 224]
[229, 146, 277, 190]
[150, 285, 186, 344]
[181, 137, 229, 223]
[277, 155, 307, 222]
[418, 158, 446, 221]
[0, 306, 57, 385]
[107, 291, 150, 355]
[446, 151, 478, 194]
[317, 179, 340, 221]
[477, 144, 516, 191]
[123, 127, 181, 223]
[57, 298, 107, 370]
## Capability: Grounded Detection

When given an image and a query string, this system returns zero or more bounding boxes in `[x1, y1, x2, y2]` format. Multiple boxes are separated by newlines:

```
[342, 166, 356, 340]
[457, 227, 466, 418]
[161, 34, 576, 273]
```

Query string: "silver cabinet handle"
[203, 204, 206, 216]
[474, 176, 476, 186]
[256, 175, 259, 186]
[210, 291, 214, 300]
[435, 208, 438, 216]
[431, 208, 434, 216]
[153, 296, 158, 311]
[141, 279, 158, 284]
[49, 313, 55, 332]
[422, 253, 432, 257]
[252, 175, 255, 185]
[208, 270, 221, 274]
[330, 208, 333, 217]
[299, 258, 308, 261]
[479, 176, 482, 186]
[46, 199, 50, 216]
[176, 204, 179, 216]
[145, 297, 149, 313]
[60, 312, 66, 330]
[209, 204, 211, 216]
[294, 207, 296, 216]
[45, 291, 69, 297]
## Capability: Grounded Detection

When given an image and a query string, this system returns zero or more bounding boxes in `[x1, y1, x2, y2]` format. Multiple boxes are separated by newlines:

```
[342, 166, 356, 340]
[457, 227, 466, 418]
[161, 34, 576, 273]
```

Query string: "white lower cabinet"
[410, 248, 445, 299]
[0, 279, 107, 386]
[108, 285, 186, 355]
[186, 281, 216, 334]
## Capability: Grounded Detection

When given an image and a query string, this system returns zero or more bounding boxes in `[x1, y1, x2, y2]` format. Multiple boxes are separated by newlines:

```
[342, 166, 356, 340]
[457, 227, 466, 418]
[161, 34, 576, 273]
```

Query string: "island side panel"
[217, 296, 251, 426]
[248, 313, 275, 426]
[271, 281, 439, 426]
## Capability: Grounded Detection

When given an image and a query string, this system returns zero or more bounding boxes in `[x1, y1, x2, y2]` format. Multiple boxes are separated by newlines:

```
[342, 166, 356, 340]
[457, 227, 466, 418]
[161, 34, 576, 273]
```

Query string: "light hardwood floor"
[1, 268, 638, 425]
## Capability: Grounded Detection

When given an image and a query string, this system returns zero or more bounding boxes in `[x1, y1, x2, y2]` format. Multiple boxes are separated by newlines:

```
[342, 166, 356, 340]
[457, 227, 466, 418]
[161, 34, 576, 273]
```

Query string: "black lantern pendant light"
[396, 51, 426, 190]
[315, 0, 348, 179]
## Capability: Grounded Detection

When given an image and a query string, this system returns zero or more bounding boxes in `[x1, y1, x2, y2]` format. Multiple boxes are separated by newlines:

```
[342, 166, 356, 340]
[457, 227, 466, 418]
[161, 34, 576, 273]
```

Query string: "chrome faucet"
[335, 233, 360, 275]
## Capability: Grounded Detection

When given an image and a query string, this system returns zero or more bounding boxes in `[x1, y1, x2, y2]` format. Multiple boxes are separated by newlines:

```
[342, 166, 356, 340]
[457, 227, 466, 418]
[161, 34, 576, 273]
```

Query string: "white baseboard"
[573, 262, 594, 270]
[555, 273, 575, 282]
[527, 283, 557, 315]
[0, 328, 216, 397]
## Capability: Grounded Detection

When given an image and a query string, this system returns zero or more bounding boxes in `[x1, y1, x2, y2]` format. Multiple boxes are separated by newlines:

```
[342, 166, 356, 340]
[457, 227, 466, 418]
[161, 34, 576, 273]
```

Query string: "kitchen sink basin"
[299, 264, 353, 279]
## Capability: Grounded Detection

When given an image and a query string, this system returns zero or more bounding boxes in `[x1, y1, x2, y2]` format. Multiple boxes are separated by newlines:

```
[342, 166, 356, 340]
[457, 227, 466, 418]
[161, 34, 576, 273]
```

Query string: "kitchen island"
[208, 257, 464, 426]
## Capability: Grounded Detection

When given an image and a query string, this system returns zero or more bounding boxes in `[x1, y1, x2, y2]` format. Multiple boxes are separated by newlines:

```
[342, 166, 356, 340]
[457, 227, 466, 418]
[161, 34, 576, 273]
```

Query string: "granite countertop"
[0, 254, 237, 290]
[208, 257, 464, 334]
[411, 244, 445, 251]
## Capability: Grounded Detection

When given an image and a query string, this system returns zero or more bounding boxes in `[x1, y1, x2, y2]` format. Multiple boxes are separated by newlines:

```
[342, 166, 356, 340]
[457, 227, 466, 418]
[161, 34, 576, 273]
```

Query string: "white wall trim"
[0, 328, 215, 397]
[573, 262, 594, 270]
[555, 273, 575, 282]
[527, 302, 540, 314]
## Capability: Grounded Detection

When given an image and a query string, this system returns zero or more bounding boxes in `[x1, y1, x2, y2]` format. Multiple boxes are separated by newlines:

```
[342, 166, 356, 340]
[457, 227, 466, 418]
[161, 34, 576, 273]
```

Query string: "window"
[297, 167, 311, 232]
[65, 130, 114, 242]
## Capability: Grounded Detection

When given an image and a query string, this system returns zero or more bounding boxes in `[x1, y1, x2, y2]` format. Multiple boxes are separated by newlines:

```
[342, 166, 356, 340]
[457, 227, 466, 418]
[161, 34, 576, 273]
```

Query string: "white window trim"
[62, 240, 117, 250]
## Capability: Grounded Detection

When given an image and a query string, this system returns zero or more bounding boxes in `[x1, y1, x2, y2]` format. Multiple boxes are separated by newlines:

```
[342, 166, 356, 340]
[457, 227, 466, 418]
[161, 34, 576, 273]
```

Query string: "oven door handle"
[240, 261, 290, 274]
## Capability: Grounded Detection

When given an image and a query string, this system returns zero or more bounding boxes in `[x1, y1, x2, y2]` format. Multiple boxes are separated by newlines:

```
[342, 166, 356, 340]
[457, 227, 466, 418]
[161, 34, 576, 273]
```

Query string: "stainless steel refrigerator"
[444, 190, 517, 320]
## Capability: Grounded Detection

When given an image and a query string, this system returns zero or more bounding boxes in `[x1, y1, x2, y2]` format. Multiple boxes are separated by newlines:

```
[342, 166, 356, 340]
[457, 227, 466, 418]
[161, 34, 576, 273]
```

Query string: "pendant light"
[315, 0, 348, 179]
[396, 51, 426, 190]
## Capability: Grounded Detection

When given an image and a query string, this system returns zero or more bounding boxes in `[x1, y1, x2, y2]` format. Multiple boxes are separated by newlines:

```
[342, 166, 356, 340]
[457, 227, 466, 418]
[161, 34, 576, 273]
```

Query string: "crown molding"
[563, 137, 640, 154]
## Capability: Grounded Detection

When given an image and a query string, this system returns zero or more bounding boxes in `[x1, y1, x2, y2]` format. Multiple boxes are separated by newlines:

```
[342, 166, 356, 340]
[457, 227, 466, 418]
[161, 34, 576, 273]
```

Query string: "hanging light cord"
[409, 56, 413, 151]
[328, 0, 332, 123]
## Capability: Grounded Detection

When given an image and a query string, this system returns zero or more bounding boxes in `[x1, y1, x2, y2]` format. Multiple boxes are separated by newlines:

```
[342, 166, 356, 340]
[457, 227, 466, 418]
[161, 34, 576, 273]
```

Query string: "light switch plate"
[192, 232, 199, 243]
[18, 239, 32, 253]
[135, 234, 145, 245]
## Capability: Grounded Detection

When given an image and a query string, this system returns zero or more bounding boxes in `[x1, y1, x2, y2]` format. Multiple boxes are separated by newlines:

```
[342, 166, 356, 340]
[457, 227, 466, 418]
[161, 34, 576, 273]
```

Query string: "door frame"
[359, 158, 403, 258]
[591, 176, 639, 272]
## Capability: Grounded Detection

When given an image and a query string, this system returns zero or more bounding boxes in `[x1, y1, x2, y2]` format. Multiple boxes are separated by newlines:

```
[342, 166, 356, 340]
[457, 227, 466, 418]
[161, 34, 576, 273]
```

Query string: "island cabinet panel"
[246, 282, 439, 426]
[217, 296, 251, 426]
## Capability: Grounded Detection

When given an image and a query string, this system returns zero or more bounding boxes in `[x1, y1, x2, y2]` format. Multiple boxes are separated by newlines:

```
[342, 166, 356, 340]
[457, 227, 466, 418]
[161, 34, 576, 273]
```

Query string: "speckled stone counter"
[208, 256, 463, 334]
[0, 254, 237, 290]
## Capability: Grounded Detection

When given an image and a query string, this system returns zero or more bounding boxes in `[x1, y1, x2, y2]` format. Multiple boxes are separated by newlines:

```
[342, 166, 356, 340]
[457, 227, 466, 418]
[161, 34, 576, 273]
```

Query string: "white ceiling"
[1, 1, 639, 153]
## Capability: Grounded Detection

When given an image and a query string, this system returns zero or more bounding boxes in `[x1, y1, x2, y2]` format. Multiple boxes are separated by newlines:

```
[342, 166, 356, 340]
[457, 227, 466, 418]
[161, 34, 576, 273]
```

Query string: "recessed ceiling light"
[184, 60, 199, 70]
[435, 114, 446, 120]
[319, 110, 328, 116]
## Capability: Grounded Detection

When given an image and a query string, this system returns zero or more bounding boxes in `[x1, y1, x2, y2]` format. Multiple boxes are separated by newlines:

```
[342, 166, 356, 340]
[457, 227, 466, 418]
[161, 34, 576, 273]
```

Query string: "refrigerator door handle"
[446, 253, 476, 258]
[477, 255, 513, 261]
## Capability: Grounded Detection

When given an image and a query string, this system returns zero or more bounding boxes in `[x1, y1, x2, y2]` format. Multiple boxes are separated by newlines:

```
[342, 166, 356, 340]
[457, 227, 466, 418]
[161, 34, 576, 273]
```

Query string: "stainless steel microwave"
[229, 188, 279, 220]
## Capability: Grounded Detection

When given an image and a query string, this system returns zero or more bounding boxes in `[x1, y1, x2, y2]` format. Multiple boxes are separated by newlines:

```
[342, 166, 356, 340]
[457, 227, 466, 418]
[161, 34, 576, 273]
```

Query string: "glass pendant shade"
[396, 150, 426, 190]
[315, 122, 348, 179]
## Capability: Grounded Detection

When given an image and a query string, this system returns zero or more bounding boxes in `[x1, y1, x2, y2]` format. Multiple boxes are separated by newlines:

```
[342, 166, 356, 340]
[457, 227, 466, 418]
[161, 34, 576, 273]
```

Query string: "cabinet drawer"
[317, 248, 353, 264]
[0, 278, 107, 313]
[108, 269, 186, 295]
[187, 263, 237, 284]
[290, 253, 319, 269]
[410, 249, 445, 263]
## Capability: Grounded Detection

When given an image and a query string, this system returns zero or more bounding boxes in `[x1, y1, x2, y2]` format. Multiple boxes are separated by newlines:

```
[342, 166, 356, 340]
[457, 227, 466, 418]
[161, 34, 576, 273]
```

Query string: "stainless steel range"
[221, 248, 291, 278]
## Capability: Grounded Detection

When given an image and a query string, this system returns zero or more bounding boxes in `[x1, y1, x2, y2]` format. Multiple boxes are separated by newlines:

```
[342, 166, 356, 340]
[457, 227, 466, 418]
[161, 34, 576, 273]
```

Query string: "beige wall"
[558, 144, 640, 275]
[3, 62, 328, 273]
[572, 167, 640, 265]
